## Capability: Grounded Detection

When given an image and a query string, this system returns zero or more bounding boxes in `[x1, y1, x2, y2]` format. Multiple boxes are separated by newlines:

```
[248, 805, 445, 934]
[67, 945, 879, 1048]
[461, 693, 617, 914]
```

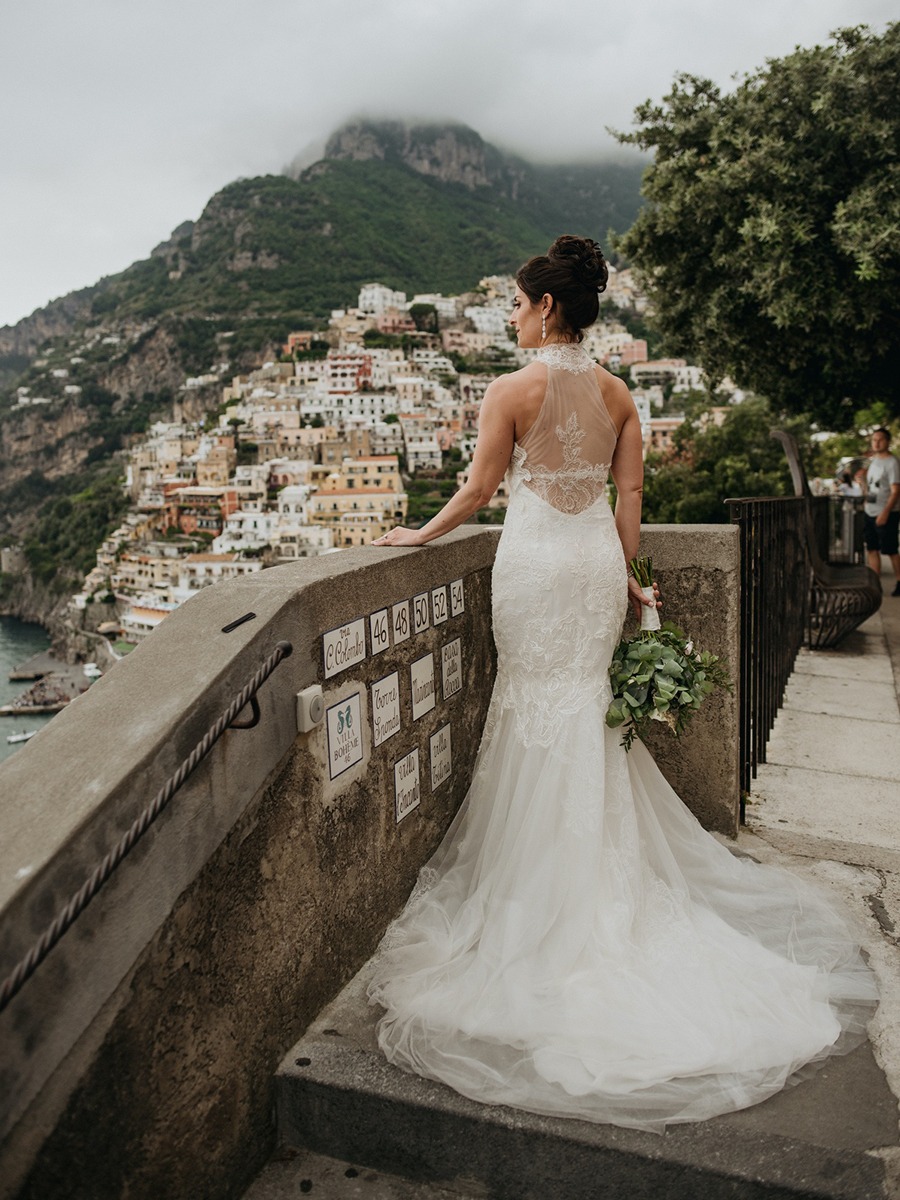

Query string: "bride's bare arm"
[373, 379, 516, 547]
[609, 388, 657, 616]
[609, 391, 644, 562]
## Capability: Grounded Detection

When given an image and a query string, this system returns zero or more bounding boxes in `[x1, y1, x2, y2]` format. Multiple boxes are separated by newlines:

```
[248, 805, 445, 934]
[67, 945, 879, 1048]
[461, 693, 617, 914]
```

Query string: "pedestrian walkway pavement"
[742, 566, 900, 1197]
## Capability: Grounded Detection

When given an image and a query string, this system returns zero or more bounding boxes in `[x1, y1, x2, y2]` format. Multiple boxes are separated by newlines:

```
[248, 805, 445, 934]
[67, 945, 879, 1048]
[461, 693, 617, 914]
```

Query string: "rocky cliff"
[0, 572, 74, 643]
[0, 288, 101, 390]
[0, 322, 212, 501]
[317, 120, 524, 195]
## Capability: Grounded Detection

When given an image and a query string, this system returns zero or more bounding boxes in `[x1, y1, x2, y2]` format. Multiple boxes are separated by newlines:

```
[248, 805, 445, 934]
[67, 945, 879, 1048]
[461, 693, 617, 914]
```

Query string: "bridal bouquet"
[606, 557, 731, 751]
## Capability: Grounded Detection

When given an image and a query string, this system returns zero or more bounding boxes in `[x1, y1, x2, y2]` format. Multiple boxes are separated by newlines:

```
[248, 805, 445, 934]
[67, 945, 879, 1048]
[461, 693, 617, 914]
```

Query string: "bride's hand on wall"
[372, 527, 425, 547]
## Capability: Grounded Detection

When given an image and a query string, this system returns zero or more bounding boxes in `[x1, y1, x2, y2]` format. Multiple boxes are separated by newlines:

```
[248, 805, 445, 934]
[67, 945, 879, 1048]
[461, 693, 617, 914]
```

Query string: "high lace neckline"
[536, 343, 594, 374]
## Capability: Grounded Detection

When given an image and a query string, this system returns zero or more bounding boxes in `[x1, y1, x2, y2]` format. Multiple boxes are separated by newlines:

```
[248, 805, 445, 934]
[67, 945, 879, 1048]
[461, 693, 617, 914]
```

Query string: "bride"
[370, 235, 877, 1131]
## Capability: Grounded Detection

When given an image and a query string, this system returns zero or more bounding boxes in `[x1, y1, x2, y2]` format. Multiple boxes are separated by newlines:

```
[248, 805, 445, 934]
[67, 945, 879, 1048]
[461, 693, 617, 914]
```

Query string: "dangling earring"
[541, 313, 547, 342]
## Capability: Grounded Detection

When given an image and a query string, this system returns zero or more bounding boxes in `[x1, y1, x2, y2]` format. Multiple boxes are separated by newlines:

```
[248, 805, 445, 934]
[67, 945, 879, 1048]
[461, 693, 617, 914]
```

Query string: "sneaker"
[893, 581, 900, 597]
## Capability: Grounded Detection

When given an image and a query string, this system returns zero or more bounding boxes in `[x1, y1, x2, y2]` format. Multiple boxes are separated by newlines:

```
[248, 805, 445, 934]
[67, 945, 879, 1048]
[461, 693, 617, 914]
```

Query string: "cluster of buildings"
[73, 269, 723, 643]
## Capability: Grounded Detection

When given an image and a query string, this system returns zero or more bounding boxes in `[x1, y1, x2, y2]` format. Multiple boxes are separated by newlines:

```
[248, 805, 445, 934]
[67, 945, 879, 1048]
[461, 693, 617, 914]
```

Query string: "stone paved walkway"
[742, 567, 900, 1194]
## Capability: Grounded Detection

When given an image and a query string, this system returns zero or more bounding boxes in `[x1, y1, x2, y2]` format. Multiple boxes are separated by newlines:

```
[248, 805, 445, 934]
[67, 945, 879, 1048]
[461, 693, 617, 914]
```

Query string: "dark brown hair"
[516, 235, 608, 342]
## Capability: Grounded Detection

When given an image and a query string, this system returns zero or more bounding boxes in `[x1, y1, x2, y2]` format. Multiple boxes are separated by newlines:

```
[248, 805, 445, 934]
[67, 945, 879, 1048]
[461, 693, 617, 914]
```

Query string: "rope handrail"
[0, 639, 293, 1014]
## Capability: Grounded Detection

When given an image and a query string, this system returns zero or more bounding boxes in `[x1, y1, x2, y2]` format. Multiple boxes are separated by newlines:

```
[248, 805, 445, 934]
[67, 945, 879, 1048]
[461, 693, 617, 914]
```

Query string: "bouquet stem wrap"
[640, 586, 661, 631]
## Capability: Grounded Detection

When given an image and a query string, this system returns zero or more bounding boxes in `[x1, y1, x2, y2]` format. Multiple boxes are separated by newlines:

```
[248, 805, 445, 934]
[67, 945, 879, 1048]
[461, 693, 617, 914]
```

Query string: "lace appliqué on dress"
[521, 411, 611, 515]
[536, 343, 595, 374]
[571, 542, 626, 646]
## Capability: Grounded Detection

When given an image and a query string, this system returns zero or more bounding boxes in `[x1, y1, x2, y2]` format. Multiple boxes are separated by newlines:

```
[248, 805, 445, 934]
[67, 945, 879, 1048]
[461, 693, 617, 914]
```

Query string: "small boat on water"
[6, 729, 38, 744]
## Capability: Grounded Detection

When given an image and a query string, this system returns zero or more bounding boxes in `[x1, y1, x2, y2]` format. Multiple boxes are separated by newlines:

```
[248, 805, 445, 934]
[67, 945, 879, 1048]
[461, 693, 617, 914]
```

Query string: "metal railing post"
[728, 498, 808, 814]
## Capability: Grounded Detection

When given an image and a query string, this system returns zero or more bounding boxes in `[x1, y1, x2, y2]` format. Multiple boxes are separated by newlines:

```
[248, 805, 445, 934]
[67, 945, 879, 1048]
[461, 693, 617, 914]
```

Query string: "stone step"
[274, 963, 898, 1200]
[242, 1146, 483, 1199]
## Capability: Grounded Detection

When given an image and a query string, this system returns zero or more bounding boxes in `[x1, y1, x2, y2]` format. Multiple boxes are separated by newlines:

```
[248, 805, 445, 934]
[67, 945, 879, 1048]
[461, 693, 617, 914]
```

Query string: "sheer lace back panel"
[516, 344, 617, 514]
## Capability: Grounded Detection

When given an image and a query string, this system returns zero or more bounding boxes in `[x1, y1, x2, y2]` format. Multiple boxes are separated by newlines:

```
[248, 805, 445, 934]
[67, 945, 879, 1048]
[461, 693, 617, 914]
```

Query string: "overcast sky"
[0, 0, 894, 329]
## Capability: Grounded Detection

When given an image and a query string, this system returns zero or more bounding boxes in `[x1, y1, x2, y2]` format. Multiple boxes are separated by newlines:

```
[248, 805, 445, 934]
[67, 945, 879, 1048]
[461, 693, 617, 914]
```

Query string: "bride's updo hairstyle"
[516, 235, 608, 342]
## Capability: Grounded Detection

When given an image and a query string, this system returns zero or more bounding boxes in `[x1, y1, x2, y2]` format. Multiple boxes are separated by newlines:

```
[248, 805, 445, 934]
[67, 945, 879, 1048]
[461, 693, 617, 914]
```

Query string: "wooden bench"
[771, 429, 882, 648]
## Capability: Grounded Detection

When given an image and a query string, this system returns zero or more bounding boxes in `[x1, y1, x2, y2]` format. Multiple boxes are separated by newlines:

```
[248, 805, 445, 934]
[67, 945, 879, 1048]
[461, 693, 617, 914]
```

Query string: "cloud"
[0, 0, 895, 326]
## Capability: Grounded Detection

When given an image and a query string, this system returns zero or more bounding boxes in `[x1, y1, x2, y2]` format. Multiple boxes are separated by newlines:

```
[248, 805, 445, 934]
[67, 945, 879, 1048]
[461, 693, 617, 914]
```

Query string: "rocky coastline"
[1, 580, 117, 719]
[2, 570, 120, 667]
[0, 573, 71, 646]
[0, 651, 92, 715]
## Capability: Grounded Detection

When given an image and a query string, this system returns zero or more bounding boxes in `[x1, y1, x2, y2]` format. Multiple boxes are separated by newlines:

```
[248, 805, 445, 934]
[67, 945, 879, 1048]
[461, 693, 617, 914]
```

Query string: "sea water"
[0, 616, 54, 765]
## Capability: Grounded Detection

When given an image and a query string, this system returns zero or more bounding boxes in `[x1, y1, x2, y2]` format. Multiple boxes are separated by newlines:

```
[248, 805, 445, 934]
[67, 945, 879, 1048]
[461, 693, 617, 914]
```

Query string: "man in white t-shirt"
[862, 428, 900, 596]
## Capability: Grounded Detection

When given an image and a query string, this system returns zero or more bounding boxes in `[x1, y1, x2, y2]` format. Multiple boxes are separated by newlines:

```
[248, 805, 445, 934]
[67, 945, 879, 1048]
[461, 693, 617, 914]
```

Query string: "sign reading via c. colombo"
[323, 619, 366, 680]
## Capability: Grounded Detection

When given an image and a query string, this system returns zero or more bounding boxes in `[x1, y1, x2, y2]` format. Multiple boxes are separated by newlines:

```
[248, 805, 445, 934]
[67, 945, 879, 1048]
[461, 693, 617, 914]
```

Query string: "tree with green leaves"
[409, 303, 439, 333]
[618, 24, 900, 429]
[641, 397, 807, 524]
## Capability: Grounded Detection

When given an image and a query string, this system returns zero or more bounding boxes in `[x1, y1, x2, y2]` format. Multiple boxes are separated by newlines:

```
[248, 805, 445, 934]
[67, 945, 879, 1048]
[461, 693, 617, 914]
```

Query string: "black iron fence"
[727, 497, 809, 810]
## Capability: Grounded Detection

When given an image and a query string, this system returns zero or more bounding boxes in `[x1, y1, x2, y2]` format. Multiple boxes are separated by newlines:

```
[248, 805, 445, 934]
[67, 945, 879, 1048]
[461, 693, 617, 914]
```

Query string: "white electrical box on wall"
[296, 685, 324, 733]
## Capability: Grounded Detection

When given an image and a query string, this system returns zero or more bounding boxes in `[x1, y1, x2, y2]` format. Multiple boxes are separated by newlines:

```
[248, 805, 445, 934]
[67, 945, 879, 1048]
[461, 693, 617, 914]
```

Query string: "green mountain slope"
[108, 157, 645, 321]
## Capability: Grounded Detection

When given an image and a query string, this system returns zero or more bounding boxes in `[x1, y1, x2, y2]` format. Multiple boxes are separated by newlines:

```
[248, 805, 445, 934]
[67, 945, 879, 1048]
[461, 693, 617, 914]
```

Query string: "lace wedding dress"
[368, 343, 878, 1131]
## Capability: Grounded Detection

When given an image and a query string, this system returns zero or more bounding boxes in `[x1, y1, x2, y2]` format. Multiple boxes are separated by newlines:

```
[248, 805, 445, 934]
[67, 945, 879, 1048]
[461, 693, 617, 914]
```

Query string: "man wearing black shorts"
[862, 427, 900, 596]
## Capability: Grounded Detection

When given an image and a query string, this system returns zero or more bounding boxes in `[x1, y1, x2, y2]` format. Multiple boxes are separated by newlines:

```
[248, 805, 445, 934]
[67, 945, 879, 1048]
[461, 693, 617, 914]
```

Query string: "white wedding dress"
[368, 343, 878, 1132]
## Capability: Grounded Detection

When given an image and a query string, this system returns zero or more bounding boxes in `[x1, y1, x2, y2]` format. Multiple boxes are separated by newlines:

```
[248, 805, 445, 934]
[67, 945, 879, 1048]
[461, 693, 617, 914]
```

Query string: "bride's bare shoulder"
[489, 360, 547, 398]
[486, 361, 546, 403]
[594, 364, 636, 423]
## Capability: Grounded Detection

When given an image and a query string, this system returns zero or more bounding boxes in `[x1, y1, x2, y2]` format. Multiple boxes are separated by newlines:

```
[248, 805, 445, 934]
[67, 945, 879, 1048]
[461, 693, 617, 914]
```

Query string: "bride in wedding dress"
[370, 236, 877, 1131]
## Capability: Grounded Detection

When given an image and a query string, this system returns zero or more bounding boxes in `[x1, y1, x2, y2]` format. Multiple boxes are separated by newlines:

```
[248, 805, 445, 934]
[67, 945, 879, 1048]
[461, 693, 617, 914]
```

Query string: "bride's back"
[515, 346, 621, 514]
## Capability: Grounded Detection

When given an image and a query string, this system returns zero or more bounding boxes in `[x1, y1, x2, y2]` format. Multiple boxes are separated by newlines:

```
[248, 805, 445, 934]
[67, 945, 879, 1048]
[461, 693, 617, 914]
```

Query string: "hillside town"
[69, 267, 729, 645]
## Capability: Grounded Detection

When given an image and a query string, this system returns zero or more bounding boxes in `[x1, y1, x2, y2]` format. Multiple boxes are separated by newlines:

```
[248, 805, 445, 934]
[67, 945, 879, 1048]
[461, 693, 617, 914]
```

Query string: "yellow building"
[307, 482, 407, 549]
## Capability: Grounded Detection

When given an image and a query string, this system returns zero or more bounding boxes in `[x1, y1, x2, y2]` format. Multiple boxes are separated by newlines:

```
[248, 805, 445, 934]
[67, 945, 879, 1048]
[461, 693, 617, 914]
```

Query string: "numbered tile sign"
[323, 618, 366, 680]
[449, 578, 465, 617]
[394, 747, 421, 823]
[442, 638, 462, 700]
[430, 723, 452, 791]
[392, 600, 411, 645]
[370, 608, 390, 656]
[410, 653, 436, 721]
[371, 671, 401, 747]
[326, 692, 364, 780]
[431, 585, 448, 626]
[413, 592, 430, 635]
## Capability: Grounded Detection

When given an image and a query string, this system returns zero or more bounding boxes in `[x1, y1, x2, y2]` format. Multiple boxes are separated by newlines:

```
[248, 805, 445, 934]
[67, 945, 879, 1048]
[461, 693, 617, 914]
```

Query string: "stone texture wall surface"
[636, 525, 741, 836]
[0, 522, 739, 1200]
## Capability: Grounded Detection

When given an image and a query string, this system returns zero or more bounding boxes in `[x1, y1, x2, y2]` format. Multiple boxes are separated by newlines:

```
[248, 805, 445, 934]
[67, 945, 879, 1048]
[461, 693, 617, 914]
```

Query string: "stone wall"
[0, 523, 739, 1200]
[636, 524, 741, 836]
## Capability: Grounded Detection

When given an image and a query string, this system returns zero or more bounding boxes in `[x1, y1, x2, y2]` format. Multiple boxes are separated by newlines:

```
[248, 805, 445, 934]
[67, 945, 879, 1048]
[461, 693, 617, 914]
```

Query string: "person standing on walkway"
[861, 427, 900, 596]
